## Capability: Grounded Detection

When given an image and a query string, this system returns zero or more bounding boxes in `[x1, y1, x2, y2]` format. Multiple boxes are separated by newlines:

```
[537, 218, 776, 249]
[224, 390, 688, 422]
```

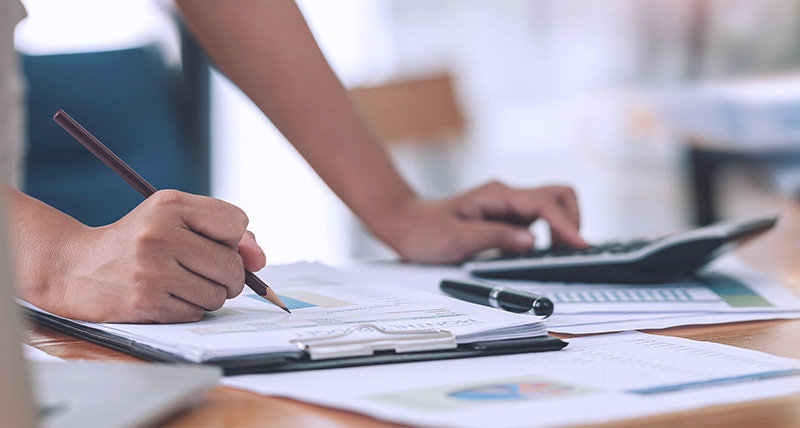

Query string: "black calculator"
[464, 214, 778, 284]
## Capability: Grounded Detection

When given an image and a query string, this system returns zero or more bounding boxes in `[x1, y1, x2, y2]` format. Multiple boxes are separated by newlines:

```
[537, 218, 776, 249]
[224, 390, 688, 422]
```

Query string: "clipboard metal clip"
[290, 324, 458, 361]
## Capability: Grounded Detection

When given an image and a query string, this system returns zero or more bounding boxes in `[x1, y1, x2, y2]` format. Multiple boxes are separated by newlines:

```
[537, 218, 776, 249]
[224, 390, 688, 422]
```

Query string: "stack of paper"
[345, 254, 800, 334]
[224, 331, 800, 428]
[21, 263, 549, 364]
[212, 259, 800, 427]
[507, 255, 800, 334]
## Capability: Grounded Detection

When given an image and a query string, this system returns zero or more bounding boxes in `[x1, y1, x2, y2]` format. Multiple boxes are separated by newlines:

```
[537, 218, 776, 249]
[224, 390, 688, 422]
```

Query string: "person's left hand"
[371, 181, 587, 264]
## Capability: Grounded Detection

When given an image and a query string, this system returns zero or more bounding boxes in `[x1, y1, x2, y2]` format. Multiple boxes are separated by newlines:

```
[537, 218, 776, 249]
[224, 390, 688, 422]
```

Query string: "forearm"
[176, 0, 417, 231]
[3, 184, 86, 303]
[4, 184, 268, 322]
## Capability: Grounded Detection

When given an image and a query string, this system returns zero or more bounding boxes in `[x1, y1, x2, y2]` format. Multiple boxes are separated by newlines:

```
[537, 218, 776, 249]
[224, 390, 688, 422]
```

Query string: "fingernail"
[515, 232, 535, 247]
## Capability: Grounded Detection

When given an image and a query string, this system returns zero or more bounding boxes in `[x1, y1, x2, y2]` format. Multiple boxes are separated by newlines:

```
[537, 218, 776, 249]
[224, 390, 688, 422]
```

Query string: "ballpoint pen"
[440, 278, 554, 317]
[52, 109, 290, 314]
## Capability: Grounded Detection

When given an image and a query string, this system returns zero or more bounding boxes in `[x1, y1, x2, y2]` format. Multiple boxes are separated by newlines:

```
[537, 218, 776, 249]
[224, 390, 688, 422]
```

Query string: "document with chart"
[343, 253, 800, 334]
[20, 263, 556, 368]
[511, 273, 799, 314]
[224, 331, 800, 428]
[468, 255, 800, 333]
[488, 256, 800, 314]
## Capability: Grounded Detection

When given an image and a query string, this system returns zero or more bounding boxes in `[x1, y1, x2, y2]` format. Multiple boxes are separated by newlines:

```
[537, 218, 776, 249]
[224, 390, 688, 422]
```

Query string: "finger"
[171, 228, 246, 299]
[542, 188, 581, 247]
[165, 257, 230, 310]
[148, 295, 208, 324]
[477, 185, 545, 226]
[167, 265, 230, 311]
[549, 186, 581, 229]
[149, 190, 249, 248]
[457, 221, 536, 258]
[538, 205, 588, 248]
[239, 230, 267, 272]
[124, 288, 208, 324]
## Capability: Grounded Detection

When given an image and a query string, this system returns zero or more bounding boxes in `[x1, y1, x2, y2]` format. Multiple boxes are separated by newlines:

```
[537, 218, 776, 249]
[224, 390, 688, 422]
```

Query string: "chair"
[349, 73, 466, 198]
[22, 24, 211, 227]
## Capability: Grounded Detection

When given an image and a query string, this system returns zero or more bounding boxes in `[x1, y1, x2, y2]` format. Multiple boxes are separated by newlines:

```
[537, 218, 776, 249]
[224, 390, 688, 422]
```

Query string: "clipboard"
[25, 308, 567, 376]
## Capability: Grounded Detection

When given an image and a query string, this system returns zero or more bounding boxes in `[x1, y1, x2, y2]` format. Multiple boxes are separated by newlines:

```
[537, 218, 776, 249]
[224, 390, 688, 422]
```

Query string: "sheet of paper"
[547, 311, 800, 334]
[23, 344, 63, 362]
[449, 256, 800, 314]
[344, 255, 800, 334]
[21, 263, 547, 362]
[223, 331, 800, 428]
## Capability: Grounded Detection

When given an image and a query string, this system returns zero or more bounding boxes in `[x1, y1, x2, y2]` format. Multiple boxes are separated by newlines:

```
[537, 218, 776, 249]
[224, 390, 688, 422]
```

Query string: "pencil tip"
[282, 306, 291, 314]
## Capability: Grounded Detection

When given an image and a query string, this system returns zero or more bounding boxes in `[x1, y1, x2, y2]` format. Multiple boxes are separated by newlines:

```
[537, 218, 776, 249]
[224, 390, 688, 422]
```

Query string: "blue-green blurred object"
[22, 43, 209, 227]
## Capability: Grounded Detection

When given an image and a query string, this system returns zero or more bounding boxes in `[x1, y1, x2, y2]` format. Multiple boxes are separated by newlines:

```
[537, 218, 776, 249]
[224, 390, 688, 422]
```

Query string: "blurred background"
[14, 0, 800, 264]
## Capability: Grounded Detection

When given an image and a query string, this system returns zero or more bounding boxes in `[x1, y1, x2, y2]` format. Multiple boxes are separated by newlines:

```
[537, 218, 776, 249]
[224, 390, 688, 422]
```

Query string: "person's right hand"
[370, 182, 587, 264]
[30, 190, 266, 323]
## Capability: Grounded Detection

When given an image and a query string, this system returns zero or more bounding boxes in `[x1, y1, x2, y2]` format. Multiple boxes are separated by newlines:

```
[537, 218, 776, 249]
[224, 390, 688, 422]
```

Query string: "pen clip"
[290, 324, 457, 360]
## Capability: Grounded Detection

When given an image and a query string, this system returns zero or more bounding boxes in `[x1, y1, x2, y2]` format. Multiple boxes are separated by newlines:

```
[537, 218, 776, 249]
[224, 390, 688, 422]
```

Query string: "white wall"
[17, 0, 799, 264]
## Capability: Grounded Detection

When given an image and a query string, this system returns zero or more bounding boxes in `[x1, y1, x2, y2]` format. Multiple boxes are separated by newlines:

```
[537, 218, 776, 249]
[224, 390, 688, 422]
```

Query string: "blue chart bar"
[247, 290, 355, 310]
[702, 274, 772, 307]
[629, 369, 800, 395]
[277, 295, 317, 310]
[539, 275, 772, 308]
[544, 289, 716, 304]
[247, 294, 316, 310]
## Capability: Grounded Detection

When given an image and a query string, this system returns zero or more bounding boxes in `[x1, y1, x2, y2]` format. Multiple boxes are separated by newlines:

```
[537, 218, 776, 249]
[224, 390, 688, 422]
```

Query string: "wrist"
[363, 194, 426, 257]
[16, 214, 93, 310]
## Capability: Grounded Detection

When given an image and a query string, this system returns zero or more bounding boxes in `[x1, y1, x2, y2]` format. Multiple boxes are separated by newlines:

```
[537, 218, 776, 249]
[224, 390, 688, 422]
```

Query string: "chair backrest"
[22, 44, 206, 227]
[348, 73, 465, 145]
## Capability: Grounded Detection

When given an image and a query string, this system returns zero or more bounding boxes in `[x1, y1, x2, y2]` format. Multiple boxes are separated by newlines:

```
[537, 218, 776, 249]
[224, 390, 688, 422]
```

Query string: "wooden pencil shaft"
[52, 109, 283, 308]
[244, 271, 268, 295]
[53, 110, 157, 198]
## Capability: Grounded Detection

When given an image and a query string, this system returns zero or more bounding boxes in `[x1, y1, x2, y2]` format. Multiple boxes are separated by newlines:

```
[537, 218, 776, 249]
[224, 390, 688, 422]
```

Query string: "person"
[1, 0, 586, 323]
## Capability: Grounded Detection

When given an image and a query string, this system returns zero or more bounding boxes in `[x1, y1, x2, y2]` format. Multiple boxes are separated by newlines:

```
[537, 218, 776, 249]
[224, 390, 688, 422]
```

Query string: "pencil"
[52, 109, 290, 314]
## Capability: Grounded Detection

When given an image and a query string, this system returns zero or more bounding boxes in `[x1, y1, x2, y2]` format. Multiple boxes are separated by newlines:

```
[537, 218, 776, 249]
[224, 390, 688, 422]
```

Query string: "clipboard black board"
[25, 307, 568, 376]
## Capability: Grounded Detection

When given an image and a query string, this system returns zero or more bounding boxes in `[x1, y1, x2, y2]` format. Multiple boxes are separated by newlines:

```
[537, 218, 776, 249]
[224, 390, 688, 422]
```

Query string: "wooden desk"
[24, 198, 800, 428]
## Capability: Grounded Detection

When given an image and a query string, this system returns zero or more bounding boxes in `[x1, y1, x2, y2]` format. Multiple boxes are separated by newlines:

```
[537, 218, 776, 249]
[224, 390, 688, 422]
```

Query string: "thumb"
[238, 230, 267, 272]
[460, 222, 535, 255]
